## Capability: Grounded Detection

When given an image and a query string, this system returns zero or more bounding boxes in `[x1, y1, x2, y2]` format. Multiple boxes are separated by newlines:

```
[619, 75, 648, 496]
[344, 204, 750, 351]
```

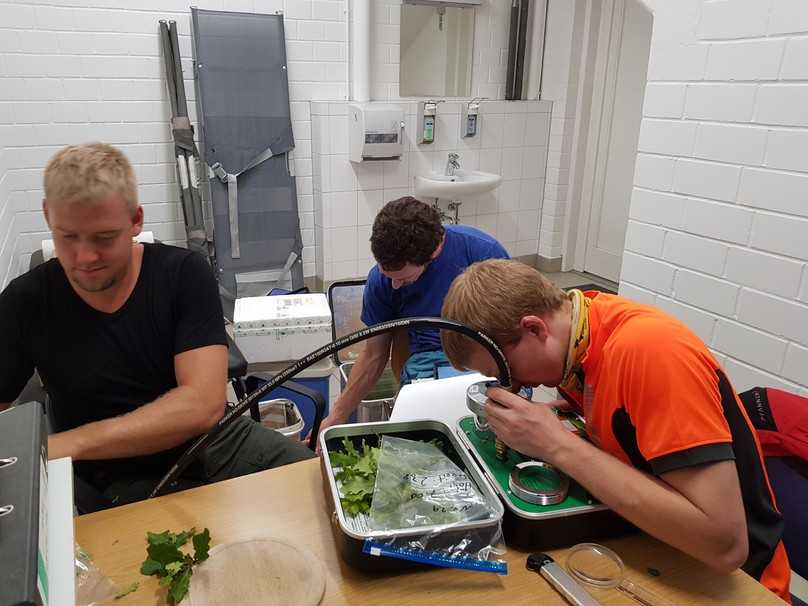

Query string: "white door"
[582, 0, 652, 282]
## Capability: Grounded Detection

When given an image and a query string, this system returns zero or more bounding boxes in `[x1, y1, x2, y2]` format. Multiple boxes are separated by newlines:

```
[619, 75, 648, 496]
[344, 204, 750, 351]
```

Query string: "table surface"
[76, 458, 784, 605]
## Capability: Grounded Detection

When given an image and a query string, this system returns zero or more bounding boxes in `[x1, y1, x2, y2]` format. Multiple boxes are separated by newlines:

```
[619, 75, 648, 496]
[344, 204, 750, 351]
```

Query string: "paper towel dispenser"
[349, 103, 405, 163]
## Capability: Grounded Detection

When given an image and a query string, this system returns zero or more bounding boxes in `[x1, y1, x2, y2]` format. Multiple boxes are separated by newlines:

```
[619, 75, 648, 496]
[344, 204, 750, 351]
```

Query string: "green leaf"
[171, 528, 195, 547]
[165, 561, 184, 575]
[192, 528, 211, 563]
[147, 542, 184, 568]
[114, 581, 139, 599]
[147, 530, 172, 546]
[168, 567, 193, 605]
[139, 559, 164, 576]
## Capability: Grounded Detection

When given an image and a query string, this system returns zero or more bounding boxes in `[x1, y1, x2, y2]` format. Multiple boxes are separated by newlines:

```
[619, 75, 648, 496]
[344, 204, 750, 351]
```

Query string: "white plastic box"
[233, 293, 333, 364]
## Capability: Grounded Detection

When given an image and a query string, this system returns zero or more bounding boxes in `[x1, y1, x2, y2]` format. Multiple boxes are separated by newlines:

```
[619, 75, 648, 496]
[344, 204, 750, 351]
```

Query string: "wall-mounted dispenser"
[417, 100, 442, 144]
[461, 98, 484, 138]
[349, 103, 405, 163]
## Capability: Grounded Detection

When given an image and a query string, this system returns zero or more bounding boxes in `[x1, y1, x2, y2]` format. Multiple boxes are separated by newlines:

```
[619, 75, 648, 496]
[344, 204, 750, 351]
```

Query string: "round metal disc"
[508, 461, 569, 505]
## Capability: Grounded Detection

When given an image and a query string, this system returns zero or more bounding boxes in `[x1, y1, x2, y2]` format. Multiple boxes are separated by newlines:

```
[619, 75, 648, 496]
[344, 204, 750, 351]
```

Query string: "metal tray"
[320, 419, 505, 572]
[455, 415, 635, 549]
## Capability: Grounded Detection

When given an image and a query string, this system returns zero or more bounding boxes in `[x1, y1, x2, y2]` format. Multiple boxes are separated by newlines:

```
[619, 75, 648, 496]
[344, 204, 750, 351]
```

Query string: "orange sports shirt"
[559, 292, 791, 601]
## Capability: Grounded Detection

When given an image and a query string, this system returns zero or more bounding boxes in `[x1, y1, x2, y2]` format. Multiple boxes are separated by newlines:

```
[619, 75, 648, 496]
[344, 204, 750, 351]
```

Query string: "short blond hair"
[43, 143, 138, 213]
[441, 259, 567, 368]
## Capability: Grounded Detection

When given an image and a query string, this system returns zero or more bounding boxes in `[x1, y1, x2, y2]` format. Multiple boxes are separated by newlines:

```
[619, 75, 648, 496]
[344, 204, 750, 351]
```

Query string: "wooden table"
[76, 459, 784, 605]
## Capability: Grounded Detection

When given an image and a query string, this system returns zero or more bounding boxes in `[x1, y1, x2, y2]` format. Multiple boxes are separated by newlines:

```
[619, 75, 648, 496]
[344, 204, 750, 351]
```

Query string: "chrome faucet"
[445, 153, 461, 177]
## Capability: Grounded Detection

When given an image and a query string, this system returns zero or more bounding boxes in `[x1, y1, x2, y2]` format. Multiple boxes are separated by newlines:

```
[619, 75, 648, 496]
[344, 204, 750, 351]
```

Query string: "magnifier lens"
[566, 543, 624, 588]
[519, 465, 564, 491]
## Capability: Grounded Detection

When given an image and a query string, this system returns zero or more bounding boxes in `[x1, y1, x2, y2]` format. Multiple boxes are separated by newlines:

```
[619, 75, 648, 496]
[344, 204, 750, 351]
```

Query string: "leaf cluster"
[329, 437, 380, 516]
[139, 527, 211, 604]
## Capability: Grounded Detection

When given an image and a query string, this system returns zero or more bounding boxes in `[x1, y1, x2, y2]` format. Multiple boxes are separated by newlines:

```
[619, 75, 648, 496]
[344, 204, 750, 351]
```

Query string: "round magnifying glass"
[566, 543, 673, 606]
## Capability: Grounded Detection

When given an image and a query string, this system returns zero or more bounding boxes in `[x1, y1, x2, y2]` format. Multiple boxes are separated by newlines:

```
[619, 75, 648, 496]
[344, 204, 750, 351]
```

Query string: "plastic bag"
[365, 436, 507, 574]
[75, 544, 119, 605]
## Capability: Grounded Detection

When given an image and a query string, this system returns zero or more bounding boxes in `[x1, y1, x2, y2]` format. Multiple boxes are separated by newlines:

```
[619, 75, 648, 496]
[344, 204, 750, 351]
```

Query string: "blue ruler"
[362, 539, 508, 575]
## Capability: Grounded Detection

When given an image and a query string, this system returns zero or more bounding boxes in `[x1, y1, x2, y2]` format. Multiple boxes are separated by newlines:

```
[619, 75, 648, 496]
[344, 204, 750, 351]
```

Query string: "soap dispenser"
[461, 98, 484, 138]
[417, 100, 441, 144]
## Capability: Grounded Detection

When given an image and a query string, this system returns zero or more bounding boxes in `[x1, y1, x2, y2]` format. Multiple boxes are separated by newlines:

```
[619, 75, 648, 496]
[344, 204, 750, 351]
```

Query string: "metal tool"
[527, 552, 601, 606]
[566, 543, 673, 606]
[509, 461, 569, 505]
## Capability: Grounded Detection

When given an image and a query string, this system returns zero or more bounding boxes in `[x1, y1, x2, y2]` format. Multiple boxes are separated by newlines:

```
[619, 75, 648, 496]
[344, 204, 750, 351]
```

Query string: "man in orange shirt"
[441, 259, 791, 601]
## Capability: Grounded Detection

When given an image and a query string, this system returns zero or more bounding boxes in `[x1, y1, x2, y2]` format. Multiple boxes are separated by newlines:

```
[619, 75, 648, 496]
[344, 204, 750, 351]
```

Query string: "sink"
[414, 169, 502, 199]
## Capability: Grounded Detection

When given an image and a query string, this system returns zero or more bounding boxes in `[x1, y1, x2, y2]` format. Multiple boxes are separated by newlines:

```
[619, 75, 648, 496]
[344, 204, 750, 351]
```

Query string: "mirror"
[399, 3, 476, 97]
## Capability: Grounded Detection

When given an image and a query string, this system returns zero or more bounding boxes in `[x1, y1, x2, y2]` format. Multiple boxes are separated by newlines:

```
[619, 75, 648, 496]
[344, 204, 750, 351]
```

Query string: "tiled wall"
[371, 0, 512, 101]
[311, 100, 552, 282]
[0, 0, 348, 282]
[619, 0, 808, 394]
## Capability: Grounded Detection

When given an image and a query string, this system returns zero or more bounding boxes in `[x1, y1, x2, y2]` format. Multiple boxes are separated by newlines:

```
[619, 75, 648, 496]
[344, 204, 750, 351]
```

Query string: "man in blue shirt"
[318, 196, 508, 436]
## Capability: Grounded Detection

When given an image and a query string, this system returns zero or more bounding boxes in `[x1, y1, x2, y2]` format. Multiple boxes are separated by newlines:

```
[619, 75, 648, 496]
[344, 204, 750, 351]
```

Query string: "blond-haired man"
[0, 143, 313, 511]
[441, 258, 790, 601]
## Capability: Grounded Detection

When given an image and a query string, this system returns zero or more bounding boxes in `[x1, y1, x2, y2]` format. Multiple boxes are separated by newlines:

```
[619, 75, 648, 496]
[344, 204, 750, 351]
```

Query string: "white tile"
[738, 168, 808, 218]
[328, 115, 349, 154]
[737, 289, 808, 347]
[518, 178, 542, 210]
[479, 148, 502, 174]
[624, 221, 666, 258]
[634, 154, 675, 191]
[656, 297, 719, 345]
[713, 320, 787, 374]
[620, 252, 676, 295]
[497, 213, 518, 243]
[325, 191, 357, 229]
[647, 43, 708, 82]
[498, 180, 520, 212]
[435, 113, 460, 151]
[662, 231, 728, 276]
[475, 190, 498, 214]
[521, 147, 547, 179]
[355, 160, 383, 191]
[765, 129, 808, 172]
[780, 37, 808, 80]
[332, 259, 358, 280]
[724, 247, 804, 299]
[357, 188, 384, 226]
[329, 226, 358, 262]
[501, 148, 523, 180]
[750, 212, 808, 259]
[525, 113, 550, 146]
[515, 240, 539, 257]
[328, 154, 355, 192]
[617, 282, 658, 305]
[629, 188, 686, 229]
[516, 210, 540, 241]
[684, 84, 757, 122]
[756, 85, 808, 127]
[683, 198, 753, 245]
[383, 156, 410, 189]
[642, 84, 686, 119]
[782, 343, 808, 386]
[674, 269, 740, 316]
[768, 0, 808, 36]
[698, 0, 770, 39]
[673, 159, 741, 203]
[693, 123, 767, 166]
[705, 39, 785, 81]
[724, 357, 794, 393]
[481, 114, 504, 149]
[476, 213, 498, 238]
[503, 113, 527, 147]
[638, 119, 697, 157]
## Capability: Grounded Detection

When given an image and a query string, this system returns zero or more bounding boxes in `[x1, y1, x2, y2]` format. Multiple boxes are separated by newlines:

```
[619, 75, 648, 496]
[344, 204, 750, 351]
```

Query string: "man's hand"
[485, 387, 570, 463]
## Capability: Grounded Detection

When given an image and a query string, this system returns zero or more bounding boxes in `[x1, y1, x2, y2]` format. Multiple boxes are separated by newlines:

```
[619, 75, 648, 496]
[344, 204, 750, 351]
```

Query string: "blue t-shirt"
[361, 224, 509, 354]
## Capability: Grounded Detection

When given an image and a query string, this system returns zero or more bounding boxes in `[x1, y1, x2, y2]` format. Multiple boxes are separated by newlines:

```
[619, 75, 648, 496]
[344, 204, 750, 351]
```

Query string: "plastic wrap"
[365, 436, 507, 573]
[75, 544, 119, 605]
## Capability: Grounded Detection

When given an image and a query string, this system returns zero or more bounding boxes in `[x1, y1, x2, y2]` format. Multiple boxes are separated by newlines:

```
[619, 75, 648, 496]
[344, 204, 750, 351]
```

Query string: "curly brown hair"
[370, 197, 445, 271]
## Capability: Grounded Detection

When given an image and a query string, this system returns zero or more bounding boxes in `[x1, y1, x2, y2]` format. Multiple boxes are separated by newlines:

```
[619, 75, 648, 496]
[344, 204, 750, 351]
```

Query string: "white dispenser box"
[348, 103, 405, 163]
[234, 293, 333, 364]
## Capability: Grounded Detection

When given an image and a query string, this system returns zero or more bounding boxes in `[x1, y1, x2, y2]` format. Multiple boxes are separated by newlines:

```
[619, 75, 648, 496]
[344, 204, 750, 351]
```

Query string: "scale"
[457, 380, 633, 550]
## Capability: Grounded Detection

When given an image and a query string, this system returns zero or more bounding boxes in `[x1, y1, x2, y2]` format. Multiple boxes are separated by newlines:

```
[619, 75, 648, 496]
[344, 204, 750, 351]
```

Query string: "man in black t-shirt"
[0, 143, 314, 510]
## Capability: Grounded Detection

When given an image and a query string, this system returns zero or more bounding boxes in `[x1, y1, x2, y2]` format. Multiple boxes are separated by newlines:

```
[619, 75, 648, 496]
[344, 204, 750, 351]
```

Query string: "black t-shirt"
[0, 242, 228, 480]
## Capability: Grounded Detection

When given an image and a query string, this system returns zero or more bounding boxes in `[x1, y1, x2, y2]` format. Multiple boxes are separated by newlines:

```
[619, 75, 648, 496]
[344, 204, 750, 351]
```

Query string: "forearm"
[48, 385, 223, 461]
[551, 433, 746, 572]
[329, 356, 388, 422]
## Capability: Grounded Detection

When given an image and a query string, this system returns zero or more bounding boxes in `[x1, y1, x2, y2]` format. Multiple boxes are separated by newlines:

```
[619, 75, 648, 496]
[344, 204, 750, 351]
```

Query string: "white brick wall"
[620, 0, 808, 392]
[0, 0, 517, 282]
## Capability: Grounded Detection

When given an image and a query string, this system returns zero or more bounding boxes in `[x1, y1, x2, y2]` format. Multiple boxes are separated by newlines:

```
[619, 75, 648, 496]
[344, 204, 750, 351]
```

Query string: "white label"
[177, 155, 189, 189]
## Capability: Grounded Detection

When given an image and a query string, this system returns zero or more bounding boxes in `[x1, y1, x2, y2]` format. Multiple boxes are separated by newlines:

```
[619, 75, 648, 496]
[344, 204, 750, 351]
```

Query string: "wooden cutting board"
[182, 537, 325, 606]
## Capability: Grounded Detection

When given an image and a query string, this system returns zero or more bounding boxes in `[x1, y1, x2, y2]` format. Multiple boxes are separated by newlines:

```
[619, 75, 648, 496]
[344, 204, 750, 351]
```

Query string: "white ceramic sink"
[414, 169, 502, 199]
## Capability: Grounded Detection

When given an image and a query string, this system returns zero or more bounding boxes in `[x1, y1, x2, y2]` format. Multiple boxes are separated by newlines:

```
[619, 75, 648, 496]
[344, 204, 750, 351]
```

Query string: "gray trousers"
[96, 416, 315, 509]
